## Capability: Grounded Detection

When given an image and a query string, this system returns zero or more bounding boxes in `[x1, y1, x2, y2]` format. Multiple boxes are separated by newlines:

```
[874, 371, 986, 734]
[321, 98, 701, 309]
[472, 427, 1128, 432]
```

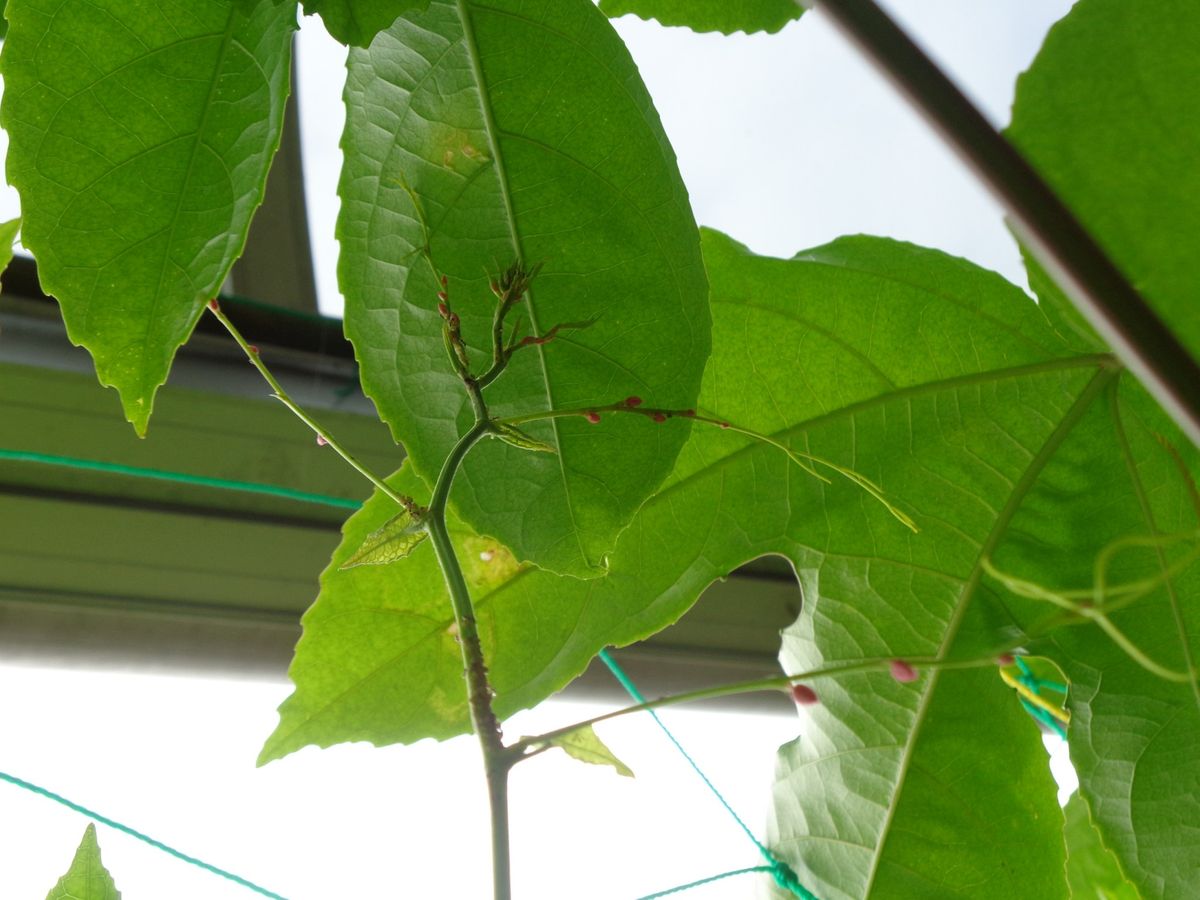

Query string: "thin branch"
[206, 301, 417, 514]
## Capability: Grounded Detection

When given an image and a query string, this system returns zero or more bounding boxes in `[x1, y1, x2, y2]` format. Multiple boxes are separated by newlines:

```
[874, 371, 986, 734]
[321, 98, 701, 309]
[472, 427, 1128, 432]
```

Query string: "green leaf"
[598, 0, 803, 35]
[46, 824, 121, 900]
[530, 724, 634, 778]
[489, 421, 556, 455]
[0, 217, 20, 281]
[1007, 0, 1200, 368]
[0, 0, 297, 434]
[1065, 794, 1140, 900]
[339, 507, 427, 568]
[338, 0, 710, 578]
[302, 0, 429, 46]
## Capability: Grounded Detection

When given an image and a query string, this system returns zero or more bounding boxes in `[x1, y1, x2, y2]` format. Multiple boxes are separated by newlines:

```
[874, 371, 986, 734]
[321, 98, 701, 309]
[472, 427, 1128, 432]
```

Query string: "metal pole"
[798, 0, 1200, 448]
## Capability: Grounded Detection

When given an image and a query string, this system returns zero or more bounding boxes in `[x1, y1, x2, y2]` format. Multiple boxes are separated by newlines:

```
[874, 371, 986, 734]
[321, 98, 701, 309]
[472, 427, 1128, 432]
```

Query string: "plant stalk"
[796, 0, 1200, 449]
[426, 417, 511, 900]
[206, 301, 416, 512]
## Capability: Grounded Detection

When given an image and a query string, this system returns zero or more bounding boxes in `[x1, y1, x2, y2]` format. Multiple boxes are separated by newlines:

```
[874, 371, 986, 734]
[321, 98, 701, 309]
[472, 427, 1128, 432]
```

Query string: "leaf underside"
[1006, 2, 1200, 895]
[598, 0, 803, 35]
[337, 0, 710, 578]
[0, 0, 296, 434]
[538, 724, 634, 778]
[46, 824, 121, 900]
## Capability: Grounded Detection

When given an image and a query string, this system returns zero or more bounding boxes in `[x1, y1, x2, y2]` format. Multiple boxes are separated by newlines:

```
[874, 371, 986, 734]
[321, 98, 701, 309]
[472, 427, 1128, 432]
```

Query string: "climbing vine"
[1, 0, 1197, 897]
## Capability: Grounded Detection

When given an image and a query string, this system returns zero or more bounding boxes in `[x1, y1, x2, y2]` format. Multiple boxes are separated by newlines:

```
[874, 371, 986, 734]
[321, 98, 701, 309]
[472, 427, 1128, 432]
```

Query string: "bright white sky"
[0, 3, 1080, 898]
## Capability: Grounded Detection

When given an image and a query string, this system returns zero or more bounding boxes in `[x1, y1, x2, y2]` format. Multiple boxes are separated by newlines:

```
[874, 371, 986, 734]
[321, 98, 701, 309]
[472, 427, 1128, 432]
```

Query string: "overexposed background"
[0, 2, 1078, 897]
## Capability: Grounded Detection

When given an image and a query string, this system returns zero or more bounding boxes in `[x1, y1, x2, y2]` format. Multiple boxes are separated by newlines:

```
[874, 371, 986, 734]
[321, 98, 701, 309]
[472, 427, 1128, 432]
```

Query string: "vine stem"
[424, 418, 513, 900]
[511, 650, 1011, 759]
[206, 301, 418, 513]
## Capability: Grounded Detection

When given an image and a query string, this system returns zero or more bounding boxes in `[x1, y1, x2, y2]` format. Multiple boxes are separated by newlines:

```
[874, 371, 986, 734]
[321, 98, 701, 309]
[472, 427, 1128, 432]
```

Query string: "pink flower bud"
[316, 435, 328, 447]
[791, 684, 819, 706]
[889, 659, 918, 683]
[585, 411, 601, 425]
[625, 396, 643, 408]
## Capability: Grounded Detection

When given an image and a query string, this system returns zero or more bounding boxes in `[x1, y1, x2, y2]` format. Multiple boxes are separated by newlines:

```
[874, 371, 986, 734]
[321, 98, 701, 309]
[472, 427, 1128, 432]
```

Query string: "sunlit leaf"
[338, 0, 710, 578]
[0, 0, 296, 434]
[339, 507, 427, 568]
[598, 0, 803, 35]
[45, 824, 120, 900]
[1008, 2, 1200, 894]
[531, 725, 634, 778]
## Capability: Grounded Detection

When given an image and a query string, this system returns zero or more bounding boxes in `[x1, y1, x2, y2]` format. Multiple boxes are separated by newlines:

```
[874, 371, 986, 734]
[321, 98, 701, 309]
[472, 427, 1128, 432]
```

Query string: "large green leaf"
[302, 0, 429, 46]
[1007, 2, 1200, 895]
[266, 230, 1080, 761]
[1007, 0, 1200, 367]
[337, 0, 710, 578]
[0, 0, 296, 434]
[46, 824, 121, 900]
[1065, 794, 1140, 900]
[598, 0, 803, 35]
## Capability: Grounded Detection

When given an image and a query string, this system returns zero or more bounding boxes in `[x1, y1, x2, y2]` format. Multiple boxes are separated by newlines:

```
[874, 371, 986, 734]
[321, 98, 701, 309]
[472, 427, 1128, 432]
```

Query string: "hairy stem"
[424, 419, 511, 899]
[206, 301, 417, 513]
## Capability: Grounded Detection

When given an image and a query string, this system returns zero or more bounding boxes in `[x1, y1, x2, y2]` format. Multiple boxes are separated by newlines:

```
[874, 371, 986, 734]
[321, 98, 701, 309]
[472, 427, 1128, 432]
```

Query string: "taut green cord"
[637, 865, 776, 899]
[597, 649, 818, 900]
[0, 448, 361, 511]
[0, 770, 288, 899]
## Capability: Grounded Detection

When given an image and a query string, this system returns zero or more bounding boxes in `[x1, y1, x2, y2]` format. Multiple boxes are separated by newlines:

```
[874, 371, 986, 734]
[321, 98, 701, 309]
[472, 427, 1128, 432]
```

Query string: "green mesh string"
[0, 448, 361, 510]
[598, 649, 818, 899]
[0, 770, 288, 898]
[1014, 656, 1068, 739]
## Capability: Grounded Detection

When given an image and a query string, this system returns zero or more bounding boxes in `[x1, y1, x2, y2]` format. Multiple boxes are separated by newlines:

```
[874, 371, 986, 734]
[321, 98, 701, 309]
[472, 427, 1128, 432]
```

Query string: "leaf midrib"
[860, 366, 1117, 897]
[455, 0, 587, 567]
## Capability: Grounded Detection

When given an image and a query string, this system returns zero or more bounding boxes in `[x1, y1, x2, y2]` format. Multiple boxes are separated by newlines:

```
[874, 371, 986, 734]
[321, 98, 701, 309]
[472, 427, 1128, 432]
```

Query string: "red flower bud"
[585, 411, 601, 425]
[889, 659, 918, 683]
[683, 409, 696, 417]
[490, 281, 501, 296]
[719, 421, 731, 429]
[652, 412, 667, 423]
[437, 290, 448, 302]
[437, 302, 450, 319]
[997, 654, 1015, 667]
[791, 684, 819, 706]
[625, 396, 643, 408]
[440, 274, 448, 288]
[207, 298, 220, 312]
[448, 313, 460, 329]
[247, 345, 259, 355]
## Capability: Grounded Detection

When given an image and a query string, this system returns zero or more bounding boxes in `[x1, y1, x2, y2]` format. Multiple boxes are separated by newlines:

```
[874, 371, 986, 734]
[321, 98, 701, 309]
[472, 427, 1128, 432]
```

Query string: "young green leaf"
[1007, 0, 1200, 370]
[302, 0, 429, 46]
[528, 725, 634, 778]
[46, 824, 121, 900]
[339, 507, 427, 569]
[598, 0, 803, 35]
[489, 422, 556, 455]
[0, 0, 297, 435]
[1065, 794, 1140, 900]
[338, 0, 710, 578]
